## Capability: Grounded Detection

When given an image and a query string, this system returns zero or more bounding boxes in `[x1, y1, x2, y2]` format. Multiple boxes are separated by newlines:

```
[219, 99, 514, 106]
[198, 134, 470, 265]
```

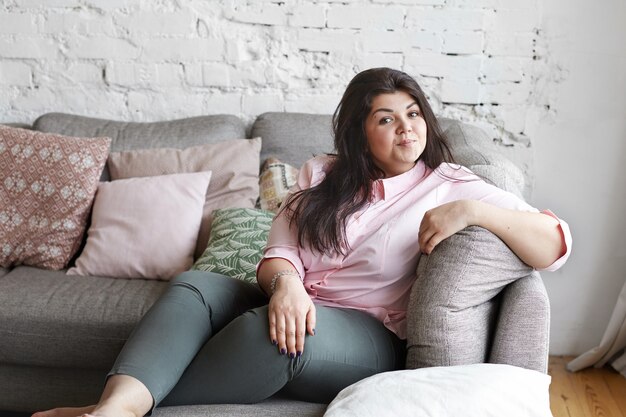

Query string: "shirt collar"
[371, 160, 428, 202]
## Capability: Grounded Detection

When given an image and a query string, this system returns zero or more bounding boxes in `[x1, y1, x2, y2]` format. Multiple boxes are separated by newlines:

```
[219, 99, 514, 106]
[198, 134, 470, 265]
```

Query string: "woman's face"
[364, 90, 427, 177]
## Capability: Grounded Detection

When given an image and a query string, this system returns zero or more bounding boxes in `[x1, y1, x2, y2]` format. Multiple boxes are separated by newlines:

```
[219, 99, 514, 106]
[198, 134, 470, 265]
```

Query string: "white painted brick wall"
[0, 12, 38, 34]
[443, 31, 483, 55]
[38, 63, 103, 86]
[42, 12, 116, 36]
[115, 11, 197, 36]
[0, 0, 563, 163]
[327, 5, 405, 29]
[0, 62, 32, 86]
[289, 4, 326, 28]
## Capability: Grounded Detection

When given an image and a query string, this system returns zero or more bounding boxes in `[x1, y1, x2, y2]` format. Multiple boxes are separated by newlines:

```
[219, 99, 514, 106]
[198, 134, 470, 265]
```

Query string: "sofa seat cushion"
[0, 266, 167, 369]
[152, 399, 326, 417]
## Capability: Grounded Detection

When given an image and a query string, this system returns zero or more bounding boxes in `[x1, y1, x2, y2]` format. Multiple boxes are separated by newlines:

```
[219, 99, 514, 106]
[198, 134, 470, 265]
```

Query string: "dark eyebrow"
[371, 102, 419, 117]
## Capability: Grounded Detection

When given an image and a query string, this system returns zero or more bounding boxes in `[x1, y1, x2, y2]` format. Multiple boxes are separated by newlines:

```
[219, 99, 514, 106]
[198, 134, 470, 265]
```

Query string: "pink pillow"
[0, 125, 111, 270]
[67, 171, 212, 280]
[107, 138, 261, 259]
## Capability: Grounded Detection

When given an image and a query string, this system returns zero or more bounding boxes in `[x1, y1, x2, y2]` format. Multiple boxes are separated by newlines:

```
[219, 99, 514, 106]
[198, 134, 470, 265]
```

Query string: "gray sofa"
[0, 112, 550, 416]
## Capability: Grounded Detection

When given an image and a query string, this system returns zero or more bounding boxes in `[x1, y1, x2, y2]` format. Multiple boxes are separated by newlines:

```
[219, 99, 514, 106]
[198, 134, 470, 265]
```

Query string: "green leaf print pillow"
[192, 208, 274, 283]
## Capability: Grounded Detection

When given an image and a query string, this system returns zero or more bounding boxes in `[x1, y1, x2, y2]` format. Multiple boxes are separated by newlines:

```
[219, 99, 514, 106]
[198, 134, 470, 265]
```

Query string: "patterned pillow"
[0, 125, 110, 270]
[192, 208, 274, 283]
[259, 157, 299, 213]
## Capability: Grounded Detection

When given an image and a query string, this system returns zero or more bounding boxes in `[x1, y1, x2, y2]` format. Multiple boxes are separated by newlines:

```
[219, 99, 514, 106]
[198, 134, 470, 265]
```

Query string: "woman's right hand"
[268, 275, 316, 358]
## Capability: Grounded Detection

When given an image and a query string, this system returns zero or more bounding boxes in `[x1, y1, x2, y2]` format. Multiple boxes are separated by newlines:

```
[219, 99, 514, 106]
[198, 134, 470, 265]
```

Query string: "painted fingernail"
[296, 351, 302, 357]
[289, 352, 295, 359]
[272, 339, 277, 345]
[312, 328, 316, 335]
[280, 348, 286, 355]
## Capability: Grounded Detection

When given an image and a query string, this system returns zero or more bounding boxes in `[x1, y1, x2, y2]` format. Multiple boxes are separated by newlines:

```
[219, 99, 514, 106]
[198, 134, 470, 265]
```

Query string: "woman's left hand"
[418, 200, 476, 254]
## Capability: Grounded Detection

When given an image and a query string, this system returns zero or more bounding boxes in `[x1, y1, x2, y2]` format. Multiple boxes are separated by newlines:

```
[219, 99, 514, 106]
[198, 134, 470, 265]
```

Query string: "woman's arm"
[419, 200, 566, 270]
[258, 258, 316, 358]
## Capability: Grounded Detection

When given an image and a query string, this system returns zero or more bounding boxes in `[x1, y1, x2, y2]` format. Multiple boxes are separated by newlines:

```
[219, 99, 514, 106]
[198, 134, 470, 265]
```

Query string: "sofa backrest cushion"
[33, 113, 247, 180]
[253, 112, 527, 198]
[252, 112, 335, 170]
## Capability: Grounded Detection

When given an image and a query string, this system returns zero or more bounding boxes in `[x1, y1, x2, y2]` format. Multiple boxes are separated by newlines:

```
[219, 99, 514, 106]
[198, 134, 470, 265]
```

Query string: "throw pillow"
[0, 125, 111, 270]
[106, 138, 261, 259]
[192, 208, 274, 283]
[67, 171, 212, 280]
[324, 364, 552, 417]
[259, 157, 299, 213]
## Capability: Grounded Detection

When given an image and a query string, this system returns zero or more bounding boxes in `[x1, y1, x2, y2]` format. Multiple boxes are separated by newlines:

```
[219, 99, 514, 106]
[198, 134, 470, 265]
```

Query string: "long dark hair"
[282, 67, 455, 256]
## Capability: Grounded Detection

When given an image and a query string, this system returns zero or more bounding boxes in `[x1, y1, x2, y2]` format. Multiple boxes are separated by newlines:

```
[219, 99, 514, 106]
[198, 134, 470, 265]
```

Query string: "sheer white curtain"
[567, 279, 626, 376]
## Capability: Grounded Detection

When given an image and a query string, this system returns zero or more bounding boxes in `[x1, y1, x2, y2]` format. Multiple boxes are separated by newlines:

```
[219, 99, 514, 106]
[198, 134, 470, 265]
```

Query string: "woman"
[33, 68, 571, 417]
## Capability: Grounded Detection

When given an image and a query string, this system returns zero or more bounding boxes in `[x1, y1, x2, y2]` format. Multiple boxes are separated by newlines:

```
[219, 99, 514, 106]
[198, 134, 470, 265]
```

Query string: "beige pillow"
[107, 138, 261, 258]
[67, 171, 212, 280]
[259, 157, 299, 213]
[0, 125, 110, 270]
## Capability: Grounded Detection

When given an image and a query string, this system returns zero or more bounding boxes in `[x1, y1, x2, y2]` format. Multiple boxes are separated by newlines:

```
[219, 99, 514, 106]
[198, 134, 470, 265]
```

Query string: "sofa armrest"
[489, 272, 550, 373]
[406, 226, 535, 370]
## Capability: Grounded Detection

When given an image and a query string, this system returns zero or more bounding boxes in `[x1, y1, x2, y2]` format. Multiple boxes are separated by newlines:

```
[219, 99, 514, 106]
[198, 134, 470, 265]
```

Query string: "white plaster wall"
[0, 0, 622, 354]
[533, 0, 626, 354]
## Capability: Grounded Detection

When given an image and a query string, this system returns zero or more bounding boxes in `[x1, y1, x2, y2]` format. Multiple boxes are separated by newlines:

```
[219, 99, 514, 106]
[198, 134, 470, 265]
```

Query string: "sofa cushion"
[107, 138, 262, 258]
[252, 113, 528, 198]
[33, 113, 246, 180]
[67, 171, 212, 280]
[252, 112, 334, 170]
[0, 266, 167, 369]
[0, 125, 111, 270]
[0, 364, 106, 412]
[258, 157, 299, 213]
[153, 399, 326, 417]
[192, 208, 274, 283]
[438, 118, 527, 198]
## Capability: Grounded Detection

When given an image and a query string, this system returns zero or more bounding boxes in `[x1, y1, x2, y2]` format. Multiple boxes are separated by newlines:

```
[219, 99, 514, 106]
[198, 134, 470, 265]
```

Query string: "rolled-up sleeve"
[257, 156, 332, 280]
[261, 209, 306, 279]
[537, 209, 572, 272]
[438, 164, 573, 272]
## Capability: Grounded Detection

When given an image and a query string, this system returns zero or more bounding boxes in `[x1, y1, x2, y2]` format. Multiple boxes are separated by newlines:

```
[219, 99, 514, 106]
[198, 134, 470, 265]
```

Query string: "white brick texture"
[0, 0, 560, 152]
[0, 62, 32, 86]
[0, 12, 38, 34]
[327, 5, 405, 30]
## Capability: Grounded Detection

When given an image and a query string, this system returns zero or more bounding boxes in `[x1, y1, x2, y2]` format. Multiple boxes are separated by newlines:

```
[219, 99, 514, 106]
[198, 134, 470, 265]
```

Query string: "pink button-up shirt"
[260, 155, 572, 339]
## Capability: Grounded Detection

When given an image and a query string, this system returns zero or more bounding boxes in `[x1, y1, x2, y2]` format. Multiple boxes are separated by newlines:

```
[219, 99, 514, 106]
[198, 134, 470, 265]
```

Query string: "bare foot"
[31, 405, 95, 417]
[31, 403, 137, 417]
[78, 405, 136, 417]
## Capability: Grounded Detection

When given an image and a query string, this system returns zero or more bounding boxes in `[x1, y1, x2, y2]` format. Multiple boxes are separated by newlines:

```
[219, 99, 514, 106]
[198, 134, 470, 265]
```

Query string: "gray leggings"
[108, 271, 405, 408]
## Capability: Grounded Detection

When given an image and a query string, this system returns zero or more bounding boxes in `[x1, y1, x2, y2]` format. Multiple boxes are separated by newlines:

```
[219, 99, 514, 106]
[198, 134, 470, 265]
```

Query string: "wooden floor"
[550, 356, 626, 417]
